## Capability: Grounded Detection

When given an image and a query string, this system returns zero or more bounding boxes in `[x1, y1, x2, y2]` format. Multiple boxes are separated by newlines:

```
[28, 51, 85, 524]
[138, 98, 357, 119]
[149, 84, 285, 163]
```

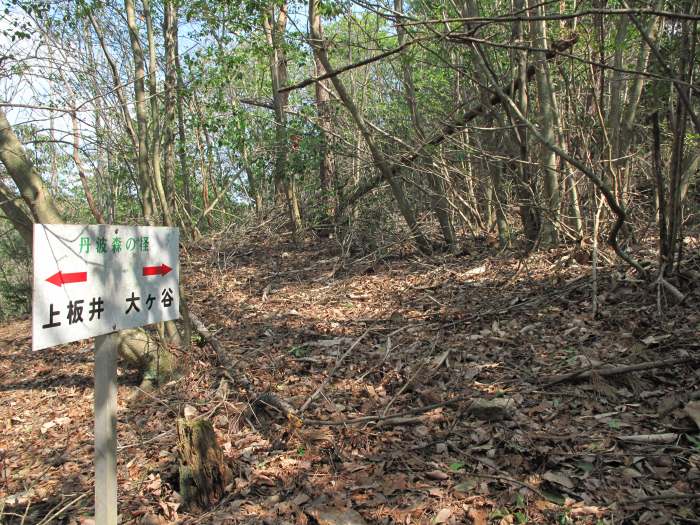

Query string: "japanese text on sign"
[32, 224, 180, 351]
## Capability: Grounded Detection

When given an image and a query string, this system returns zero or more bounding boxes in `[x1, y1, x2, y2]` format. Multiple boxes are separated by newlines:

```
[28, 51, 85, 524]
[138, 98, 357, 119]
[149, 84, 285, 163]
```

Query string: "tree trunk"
[309, 5, 336, 230]
[177, 418, 230, 512]
[394, 0, 456, 251]
[308, 0, 432, 254]
[491, 160, 509, 247]
[263, 3, 303, 240]
[666, 10, 694, 271]
[0, 110, 62, 225]
[161, 0, 179, 228]
[143, 0, 173, 227]
[512, 0, 540, 246]
[530, 0, 560, 246]
[0, 180, 33, 247]
[611, 0, 663, 204]
[0, 109, 179, 386]
[175, 34, 192, 220]
[125, 0, 156, 222]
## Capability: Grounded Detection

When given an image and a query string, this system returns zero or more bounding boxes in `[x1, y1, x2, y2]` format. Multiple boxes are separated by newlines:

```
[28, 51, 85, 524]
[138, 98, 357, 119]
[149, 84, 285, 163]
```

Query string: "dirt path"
[2, 238, 699, 524]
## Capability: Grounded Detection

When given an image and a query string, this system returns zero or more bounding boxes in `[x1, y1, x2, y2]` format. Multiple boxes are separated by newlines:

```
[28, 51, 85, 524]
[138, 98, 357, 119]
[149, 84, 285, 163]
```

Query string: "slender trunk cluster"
[1, 0, 695, 285]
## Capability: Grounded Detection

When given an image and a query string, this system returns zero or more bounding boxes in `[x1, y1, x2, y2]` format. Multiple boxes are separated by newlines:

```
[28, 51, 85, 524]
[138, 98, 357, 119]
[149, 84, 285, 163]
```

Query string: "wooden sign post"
[32, 224, 180, 521]
[94, 333, 118, 525]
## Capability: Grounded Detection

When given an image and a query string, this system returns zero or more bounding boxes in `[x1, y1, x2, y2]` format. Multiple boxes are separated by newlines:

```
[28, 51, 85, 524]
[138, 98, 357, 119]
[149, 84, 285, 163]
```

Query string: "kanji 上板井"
[67, 299, 84, 324]
[89, 297, 104, 320]
[42, 303, 61, 328]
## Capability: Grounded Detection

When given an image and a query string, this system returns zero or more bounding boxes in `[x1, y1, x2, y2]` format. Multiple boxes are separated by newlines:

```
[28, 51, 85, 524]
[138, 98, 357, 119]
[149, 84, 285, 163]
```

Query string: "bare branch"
[279, 37, 428, 94]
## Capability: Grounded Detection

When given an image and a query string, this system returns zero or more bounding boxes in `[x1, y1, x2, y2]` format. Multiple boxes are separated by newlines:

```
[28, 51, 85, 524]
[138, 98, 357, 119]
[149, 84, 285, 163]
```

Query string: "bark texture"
[177, 418, 230, 511]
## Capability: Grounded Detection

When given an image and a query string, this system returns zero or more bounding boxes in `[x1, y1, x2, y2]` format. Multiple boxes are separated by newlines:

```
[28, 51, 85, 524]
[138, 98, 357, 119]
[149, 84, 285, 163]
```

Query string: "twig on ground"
[358, 326, 408, 380]
[190, 312, 252, 391]
[468, 473, 548, 500]
[304, 395, 473, 427]
[381, 336, 440, 416]
[299, 329, 370, 414]
[543, 356, 699, 385]
[650, 263, 686, 308]
[132, 385, 179, 416]
[36, 493, 88, 525]
[622, 493, 700, 505]
[617, 433, 679, 445]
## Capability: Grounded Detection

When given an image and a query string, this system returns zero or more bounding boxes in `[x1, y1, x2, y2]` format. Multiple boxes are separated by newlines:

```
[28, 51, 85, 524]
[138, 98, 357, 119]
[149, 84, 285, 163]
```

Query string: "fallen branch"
[189, 312, 252, 391]
[543, 356, 699, 385]
[190, 313, 306, 429]
[622, 492, 700, 505]
[299, 329, 370, 413]
[650, 264, 686, 302]
[304, 395, 473, 426]
[252, 392, 299, 419]
[617, 433, 679, 445]
[467, 473, 548, 500]
[35, 493, 88, 525]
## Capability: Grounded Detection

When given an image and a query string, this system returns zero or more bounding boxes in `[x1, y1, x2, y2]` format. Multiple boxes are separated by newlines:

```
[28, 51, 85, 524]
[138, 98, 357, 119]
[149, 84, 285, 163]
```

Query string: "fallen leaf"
[543, 470, 575, 489]
[684, 400, 700, 429]
[467, 507, 487, 525]
[641, 334, 672, 346]
[183, 404, 197, 420]
[434, 508, 452, 523]
[307, 506, 368, 525]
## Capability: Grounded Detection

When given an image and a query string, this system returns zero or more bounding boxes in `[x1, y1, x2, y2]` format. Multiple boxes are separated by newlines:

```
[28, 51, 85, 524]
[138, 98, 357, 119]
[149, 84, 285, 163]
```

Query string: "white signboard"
[32, 224, 180, 351]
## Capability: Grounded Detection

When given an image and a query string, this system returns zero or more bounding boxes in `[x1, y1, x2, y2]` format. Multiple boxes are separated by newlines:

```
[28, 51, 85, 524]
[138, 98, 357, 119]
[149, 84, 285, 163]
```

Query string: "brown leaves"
[5, 238, 700, 524]
[307, 506, 368, 525]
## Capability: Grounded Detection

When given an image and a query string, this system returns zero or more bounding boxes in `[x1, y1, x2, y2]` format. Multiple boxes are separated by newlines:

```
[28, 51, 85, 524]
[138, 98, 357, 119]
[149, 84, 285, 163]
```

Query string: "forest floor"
[1, 230, 699, 524]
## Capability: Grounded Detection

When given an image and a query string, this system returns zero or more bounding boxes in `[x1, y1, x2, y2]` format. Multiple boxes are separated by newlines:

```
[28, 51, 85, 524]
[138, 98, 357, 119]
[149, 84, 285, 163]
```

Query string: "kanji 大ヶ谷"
[125, 292, 140, 314]
[161, 288, 174, 308]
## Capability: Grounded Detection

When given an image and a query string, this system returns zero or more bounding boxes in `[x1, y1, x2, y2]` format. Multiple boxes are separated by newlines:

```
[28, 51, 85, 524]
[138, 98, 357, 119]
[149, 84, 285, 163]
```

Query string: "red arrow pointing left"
[46, 271, 87, 287]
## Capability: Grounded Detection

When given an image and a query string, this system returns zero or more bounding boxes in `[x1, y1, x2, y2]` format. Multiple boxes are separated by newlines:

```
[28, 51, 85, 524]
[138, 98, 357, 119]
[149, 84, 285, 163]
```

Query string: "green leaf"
[454, 479, 477, 492]
[449, 461, 464, 472]
[289, 346, 308, 357]
[687, 434, 700, 449]
[542, 489, 566, 505]
[576, 461, 595, 473]
[607, 419, 621, 429]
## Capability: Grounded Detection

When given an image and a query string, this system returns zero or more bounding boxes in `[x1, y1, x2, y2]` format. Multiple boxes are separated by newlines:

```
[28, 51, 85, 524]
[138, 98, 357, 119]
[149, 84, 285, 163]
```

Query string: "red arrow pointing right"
[142, 264, 173, 277]
[46, 271, 88, 287]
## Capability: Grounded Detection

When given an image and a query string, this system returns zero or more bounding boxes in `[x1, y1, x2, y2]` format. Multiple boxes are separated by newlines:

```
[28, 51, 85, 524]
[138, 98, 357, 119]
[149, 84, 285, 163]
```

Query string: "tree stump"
[177, 418, 230, 512]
